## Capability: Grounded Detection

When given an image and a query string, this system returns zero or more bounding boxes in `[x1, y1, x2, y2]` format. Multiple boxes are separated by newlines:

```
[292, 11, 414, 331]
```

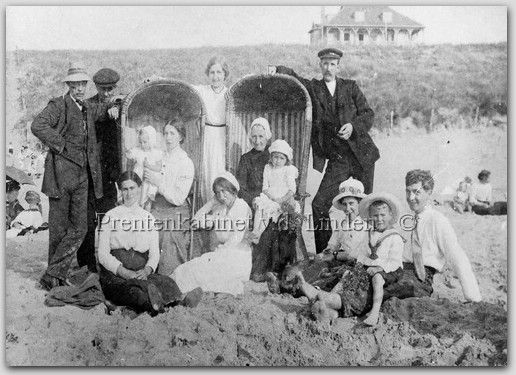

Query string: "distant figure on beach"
[6, 191, 44, 239]
[274, 47, 380, 254]
[450, 179, 471, 214]
[6, 180, 24, 230]
[469, 169, 507, 216]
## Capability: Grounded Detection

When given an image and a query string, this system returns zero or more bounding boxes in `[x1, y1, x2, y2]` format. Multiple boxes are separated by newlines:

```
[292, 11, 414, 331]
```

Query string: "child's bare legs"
[295, 272, 341, 322]
[363, 273, 385, 326]
[250, 207, 266, 244]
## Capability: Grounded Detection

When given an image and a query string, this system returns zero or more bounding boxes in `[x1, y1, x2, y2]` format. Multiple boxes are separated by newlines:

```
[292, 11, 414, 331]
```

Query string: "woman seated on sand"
[98, 171, 202, 317]
[170, 172, 253, 296]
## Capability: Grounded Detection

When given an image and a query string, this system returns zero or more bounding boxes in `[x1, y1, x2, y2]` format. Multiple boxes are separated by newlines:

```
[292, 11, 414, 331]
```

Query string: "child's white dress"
[126, 147, 163, 205]
[252, 164, 300, 239]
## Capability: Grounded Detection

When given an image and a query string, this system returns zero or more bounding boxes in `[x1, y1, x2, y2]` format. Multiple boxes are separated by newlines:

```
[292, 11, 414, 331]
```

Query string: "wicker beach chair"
[225, 73, 313, 259]
[120, 79, 206, 259]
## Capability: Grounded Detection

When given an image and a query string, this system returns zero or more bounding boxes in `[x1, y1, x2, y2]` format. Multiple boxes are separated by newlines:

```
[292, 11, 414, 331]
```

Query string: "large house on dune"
[309, 6, 425, 46]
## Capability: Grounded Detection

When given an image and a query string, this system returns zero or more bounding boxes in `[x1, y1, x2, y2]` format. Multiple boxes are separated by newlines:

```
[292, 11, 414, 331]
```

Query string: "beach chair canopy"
[120, 79, 206, 210]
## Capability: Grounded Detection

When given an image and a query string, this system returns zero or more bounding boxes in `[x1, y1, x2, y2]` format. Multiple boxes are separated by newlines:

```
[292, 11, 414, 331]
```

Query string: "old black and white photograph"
[3, 1, 509, 367]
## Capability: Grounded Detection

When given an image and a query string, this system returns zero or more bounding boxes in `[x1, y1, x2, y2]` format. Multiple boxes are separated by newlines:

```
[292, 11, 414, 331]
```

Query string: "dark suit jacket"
[31, 93, 108, 199]
[87, 94, 121, 196]
[276, 66, 380, 173]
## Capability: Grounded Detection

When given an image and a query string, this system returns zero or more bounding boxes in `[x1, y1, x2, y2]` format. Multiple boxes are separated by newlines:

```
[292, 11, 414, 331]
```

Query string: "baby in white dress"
[126, 125, 163, 211]
[250, 139, 299, 244]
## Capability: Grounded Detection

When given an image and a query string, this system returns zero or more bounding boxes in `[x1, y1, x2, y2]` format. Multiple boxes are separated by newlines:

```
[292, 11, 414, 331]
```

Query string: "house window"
[358, 33, 364, 42]
[354, 11, 365, 22]
[344, 33, 350, 41]
[382, 12, 393, 23]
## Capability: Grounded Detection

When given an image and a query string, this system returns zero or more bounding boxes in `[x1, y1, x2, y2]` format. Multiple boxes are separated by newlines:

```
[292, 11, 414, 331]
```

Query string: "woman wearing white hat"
[320, 177, 369, 261]
[249, 139, 299, 244]
[170, 171, 253, 296]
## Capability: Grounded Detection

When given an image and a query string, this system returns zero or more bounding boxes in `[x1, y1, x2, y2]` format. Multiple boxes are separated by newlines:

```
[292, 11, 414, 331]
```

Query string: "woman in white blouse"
[194, 56, 230, 202]
[171, 171, 253, 296]
[143, 120, 195, 275]
[98, 171, 187, 316]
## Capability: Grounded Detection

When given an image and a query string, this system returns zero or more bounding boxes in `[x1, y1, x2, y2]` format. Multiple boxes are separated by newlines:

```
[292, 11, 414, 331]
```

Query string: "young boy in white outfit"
[356, 192, 405, 326]
[294, 192, 405, 326]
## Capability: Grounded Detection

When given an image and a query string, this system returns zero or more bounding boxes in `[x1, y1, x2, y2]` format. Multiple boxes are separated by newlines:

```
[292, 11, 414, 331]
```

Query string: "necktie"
[81, 105, 88, 132]
[368, 231, 379, 260]
[411, 215, 426, 281]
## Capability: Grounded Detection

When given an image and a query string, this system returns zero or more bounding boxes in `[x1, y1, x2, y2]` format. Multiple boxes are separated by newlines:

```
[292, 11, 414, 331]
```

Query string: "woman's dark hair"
[212, 177, 238, 196]
[118, 170, 142, 188]
[478, 169, 491, 181]
[6, 179, 21, 193]
[205, 56, 230, 80]
[164, 119, 186, 144]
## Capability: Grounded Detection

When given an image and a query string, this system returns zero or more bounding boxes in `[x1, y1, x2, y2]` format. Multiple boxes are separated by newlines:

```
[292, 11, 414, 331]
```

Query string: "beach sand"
[5, 127, 507, 366]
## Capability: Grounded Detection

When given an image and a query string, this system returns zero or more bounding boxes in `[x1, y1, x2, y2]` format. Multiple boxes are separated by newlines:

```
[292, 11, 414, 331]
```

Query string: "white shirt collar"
[325, 80, 336, 96]
[70, 95, 83, 110]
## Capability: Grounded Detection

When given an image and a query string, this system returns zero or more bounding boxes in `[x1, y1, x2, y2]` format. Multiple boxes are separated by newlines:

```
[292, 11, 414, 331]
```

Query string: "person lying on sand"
[293, 192, 405, 326]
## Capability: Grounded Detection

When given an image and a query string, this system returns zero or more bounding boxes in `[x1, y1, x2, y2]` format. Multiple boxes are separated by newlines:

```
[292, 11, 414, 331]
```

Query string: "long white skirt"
[202, 125, 226, 202]
[170, 242, 252, 296]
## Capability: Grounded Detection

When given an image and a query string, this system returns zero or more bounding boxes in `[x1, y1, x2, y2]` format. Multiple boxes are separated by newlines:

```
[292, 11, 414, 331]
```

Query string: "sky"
[5, 2, 508, 51]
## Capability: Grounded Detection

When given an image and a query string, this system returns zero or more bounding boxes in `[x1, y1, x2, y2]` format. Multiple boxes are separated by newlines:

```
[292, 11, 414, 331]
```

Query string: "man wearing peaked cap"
[31, 61, 120, 290]
[317, 47, 344, 60]
[76, 67, 123, 275]
[275, 48, 380, 253]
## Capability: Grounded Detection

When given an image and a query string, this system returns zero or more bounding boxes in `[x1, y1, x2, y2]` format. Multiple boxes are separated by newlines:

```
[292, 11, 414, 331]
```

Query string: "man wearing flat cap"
[31, 62, 120, 290]
[275, 48, 379, 254]
[76, 68, 123, 274]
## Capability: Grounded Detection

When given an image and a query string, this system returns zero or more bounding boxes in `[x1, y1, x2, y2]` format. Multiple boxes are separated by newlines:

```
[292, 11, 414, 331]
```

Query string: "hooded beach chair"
[225, 73, 313, 259]
[120, 79, 206, 260]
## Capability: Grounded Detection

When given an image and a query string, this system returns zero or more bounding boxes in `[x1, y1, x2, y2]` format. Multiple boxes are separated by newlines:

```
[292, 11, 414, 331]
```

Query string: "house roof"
[325, 6, 424, 28]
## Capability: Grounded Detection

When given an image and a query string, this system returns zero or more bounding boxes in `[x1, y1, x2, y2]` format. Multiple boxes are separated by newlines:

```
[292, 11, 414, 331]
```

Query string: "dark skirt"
[472, 201, 507, 216]
[337, 264, 404, 318]
[151, 194, 192, 275]
[99, 248, 182, 314]
[250, 219, 297, 282]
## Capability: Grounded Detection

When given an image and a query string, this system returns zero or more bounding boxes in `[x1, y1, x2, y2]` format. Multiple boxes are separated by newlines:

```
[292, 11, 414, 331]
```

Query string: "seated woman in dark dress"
[235, 117, 271, 208]
[97, 171, 201, 316]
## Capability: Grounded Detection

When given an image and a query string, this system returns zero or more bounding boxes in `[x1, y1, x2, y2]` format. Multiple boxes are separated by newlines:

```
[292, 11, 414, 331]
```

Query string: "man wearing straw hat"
[31, 62, 119, 290]
[275, 48, 380, 254]
[76, 68, 122, 274]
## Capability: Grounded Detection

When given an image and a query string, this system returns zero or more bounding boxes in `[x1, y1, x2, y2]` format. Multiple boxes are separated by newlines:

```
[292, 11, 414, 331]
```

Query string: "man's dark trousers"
[312, 156, 374, 254]
[47, 159, 89, 279]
